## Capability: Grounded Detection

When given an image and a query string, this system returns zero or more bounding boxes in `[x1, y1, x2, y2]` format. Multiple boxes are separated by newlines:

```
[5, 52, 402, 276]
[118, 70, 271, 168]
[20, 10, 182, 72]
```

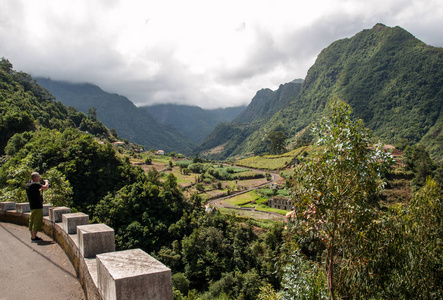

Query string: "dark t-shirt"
[26, 182, 43, 210]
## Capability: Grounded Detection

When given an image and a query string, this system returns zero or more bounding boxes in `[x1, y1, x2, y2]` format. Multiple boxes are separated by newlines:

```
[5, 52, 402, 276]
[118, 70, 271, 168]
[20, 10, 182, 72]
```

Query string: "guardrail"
[0, 201, 173, 300]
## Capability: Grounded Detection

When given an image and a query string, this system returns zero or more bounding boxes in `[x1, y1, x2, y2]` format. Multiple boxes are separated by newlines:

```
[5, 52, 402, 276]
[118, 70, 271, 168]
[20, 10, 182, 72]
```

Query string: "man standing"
[26, 172, 49, 242]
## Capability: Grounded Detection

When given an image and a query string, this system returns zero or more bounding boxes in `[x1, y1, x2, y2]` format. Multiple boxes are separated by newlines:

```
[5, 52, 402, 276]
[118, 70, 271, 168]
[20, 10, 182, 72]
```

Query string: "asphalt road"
[208, 171, 286, 221]
[0, 221, 85, 300]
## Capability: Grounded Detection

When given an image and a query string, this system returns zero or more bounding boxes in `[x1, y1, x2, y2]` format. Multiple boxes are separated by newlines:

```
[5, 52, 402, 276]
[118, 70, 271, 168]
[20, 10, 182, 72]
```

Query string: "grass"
[216, 207, 284, 225]
[252, 205, 288, 215]
[221, 166, 248, 173]
[152, 156, 172, 164]
[235, 146, 312, 170]
[225, 191, 264, 206]
[236, 156, 293, 170]
[225, 190, 290, 215]
[257, 188, 291, 197]
[174, 172, 195, 186]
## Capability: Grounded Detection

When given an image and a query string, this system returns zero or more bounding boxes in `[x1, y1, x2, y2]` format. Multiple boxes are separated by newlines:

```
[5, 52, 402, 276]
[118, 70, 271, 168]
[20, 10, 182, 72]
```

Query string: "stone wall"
[0, 201, 173, 300]
[267, 197, 294, 211]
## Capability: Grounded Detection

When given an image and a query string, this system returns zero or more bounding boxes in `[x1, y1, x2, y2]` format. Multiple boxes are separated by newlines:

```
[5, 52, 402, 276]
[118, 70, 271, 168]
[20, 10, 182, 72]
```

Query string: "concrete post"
[15, 203, 30, 213]
[49, 207, 71, 223]
[62, 212, 90, 234]
[43, 204, 53, 216]
[96, 249, 173, 300]
[77, 224, 115, 258]
[0, 202, 16, 212]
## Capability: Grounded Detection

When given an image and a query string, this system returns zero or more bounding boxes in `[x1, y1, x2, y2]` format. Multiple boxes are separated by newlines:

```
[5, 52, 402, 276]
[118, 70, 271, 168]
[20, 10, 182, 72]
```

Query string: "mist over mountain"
[35, 78, 195, 154]
[143, 104, 246, 144]
[197, 24, 443, 161]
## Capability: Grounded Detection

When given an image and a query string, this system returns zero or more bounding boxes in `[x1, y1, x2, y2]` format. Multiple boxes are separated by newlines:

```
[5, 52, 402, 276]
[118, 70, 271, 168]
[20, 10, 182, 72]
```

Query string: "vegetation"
[280, 100, 442, 299]
[291, 100, 394, 298]
[197, 24, 443, 162]
[233, 81, 303, 124]
[267, 131, 288, 155]
[236, 147, 308, 170]
[3, 21, 443, 298]
[36, 78, 195, 154]
[403, 144, 443, 191]
[1, 129, 140, 213]
[1, 61, 285, 299]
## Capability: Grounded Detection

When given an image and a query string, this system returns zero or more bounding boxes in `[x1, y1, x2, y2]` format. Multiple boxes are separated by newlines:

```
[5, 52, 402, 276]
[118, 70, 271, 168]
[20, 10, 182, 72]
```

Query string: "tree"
[402, 177, 443, 298]
[0, 57, 13, 73]
[195, 183, 204, 193]
[267, 131, 288, 154]
[403, 144, 437, 190]
[193, 153, 203, 163]
[41, 168, 73, 207]
[291, 99, 393, 299]
[87, 107, 98, 120]
[110, 128, 119, 139]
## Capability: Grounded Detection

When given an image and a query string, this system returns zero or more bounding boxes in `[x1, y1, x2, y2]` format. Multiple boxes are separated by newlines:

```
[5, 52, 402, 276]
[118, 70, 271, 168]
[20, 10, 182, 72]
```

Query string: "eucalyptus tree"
[290, 99, 394, 299]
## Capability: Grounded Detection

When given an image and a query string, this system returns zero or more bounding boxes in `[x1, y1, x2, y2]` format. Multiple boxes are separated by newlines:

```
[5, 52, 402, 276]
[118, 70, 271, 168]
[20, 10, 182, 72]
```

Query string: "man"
[26, 172, 49, 242]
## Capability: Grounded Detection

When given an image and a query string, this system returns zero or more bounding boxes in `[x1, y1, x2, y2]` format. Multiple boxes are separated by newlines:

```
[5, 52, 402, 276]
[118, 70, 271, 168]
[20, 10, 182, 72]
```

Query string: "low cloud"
[1, 0, 442, 109]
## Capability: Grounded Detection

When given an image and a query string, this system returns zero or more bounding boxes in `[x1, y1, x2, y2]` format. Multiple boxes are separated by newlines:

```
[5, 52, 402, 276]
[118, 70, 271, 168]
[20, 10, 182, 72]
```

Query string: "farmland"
[235, 146, 310, 170]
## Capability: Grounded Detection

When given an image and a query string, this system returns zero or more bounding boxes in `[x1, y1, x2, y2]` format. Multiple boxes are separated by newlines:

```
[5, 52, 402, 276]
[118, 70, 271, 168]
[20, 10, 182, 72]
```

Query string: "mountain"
[209, 106, 247, 121]
[0, 59, 113, 155]
[143, 104, 246, 144]
[197, 24, 443, 161]
[35, 78, 195, 154]
[194, 80, 303, 159]
[234, 79, 303, 123]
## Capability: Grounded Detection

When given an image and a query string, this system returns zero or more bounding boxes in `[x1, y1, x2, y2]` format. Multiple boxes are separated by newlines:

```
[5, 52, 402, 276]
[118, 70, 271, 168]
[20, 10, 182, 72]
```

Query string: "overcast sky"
[1, 0, 442, 109]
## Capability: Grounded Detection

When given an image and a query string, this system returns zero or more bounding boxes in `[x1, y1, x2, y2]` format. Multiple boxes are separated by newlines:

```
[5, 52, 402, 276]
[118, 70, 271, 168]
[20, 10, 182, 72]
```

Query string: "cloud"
[0, 0, 442, 109]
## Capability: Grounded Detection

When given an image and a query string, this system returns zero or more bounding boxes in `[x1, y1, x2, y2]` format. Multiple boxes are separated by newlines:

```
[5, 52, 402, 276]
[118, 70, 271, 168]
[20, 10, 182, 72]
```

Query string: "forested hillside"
[234, 79, 303, 123]
[2, 57, 442, 298]
[36, 78, 195, 154]
[198, 24, 443, 161]
[195, 80, 303, 159]
[0, 58, 146, 211]
[0, 60, 112, 156]
[143, 104, 246, 144]
[0, 59, 285, 299]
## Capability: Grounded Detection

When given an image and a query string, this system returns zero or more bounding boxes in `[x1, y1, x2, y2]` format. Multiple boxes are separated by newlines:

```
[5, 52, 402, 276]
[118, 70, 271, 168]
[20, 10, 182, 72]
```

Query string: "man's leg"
[29, 209, 43, 240]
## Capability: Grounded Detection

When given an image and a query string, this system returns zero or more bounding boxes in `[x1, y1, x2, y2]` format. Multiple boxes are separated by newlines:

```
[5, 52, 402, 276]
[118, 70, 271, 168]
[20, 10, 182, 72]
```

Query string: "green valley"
[2, 23, 443, 300]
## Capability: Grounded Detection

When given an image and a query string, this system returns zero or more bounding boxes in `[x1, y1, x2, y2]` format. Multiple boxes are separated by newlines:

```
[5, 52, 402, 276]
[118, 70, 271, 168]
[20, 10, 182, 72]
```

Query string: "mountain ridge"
[35, 78, 195, 154]
[197, 24, 443, 161]
[143, 104, 246, 144]
[195, 80, 303, 159]
[233, 79, 303, 123]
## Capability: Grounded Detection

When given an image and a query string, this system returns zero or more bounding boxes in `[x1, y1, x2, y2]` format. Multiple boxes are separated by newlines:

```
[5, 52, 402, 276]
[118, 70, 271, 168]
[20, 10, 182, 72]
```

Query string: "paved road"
[208, 171, 286, 221]
[0, 221, 85, 300]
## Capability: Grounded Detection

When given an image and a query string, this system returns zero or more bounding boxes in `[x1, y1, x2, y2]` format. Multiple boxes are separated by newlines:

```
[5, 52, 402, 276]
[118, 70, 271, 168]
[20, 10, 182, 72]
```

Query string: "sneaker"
[31, 237, 43, 242]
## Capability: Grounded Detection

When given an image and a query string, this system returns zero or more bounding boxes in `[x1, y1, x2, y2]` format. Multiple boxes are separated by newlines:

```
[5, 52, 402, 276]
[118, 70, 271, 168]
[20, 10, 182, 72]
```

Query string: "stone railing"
[0, 201, 173, 300]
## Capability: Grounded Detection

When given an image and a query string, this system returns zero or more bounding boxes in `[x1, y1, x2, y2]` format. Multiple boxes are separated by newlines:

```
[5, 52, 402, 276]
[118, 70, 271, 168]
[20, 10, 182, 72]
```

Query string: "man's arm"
[40, 180, 49, 191]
